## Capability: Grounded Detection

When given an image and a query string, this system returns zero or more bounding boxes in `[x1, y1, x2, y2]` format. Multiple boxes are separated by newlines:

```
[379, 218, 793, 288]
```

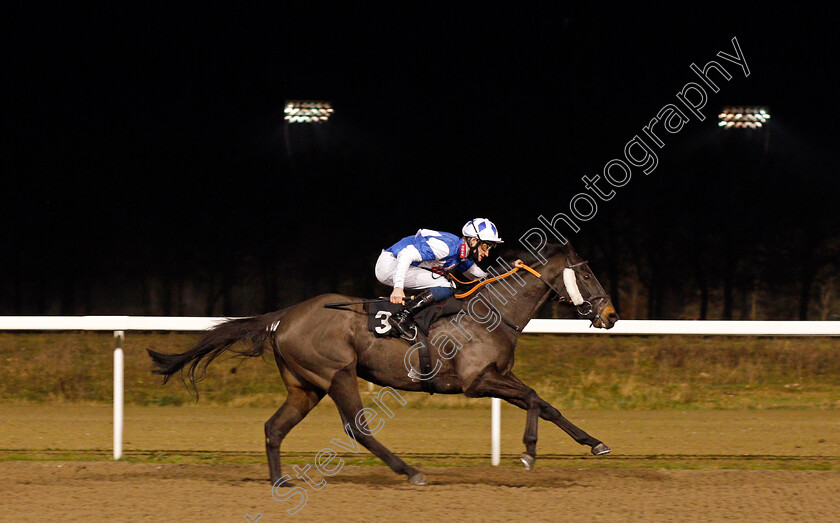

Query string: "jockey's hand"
[390, 287, 406, 305]
[513, 259, 525, 269]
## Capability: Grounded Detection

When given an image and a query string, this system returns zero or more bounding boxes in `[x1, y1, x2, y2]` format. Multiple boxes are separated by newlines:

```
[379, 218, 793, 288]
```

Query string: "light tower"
[718, 106, 771, 153]
[718, 106, 770, 129]
[717, 106, 772, 320]
[284, 100, 334, 123]
[283, 100, 334, 156]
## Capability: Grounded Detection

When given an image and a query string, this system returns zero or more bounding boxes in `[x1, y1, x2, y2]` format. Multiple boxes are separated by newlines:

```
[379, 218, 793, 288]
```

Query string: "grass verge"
[2, 332, 839, 409]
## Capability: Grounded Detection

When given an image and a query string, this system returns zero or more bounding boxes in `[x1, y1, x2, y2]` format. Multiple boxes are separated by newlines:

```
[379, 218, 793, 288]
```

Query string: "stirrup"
[388, 309, 418, 341]
[407, 367, 422, 381]
[391, 320, 418, 342]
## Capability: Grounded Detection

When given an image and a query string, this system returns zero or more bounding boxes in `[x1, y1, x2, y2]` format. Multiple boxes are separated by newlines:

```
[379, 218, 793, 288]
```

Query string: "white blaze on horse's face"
[563, 268, 585, 306]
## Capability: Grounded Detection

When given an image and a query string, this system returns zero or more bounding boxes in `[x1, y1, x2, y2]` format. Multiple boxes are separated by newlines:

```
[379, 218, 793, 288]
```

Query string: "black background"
[3, 3, 838, 318]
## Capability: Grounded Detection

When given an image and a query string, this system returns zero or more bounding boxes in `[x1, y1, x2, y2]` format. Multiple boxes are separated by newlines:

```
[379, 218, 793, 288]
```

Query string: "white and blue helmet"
[462, 218, 503, 243]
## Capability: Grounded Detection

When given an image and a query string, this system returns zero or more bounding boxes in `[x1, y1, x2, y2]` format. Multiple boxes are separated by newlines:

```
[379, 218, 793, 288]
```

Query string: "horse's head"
[559, 256, 619, 329]
[531, 241, 619, 329]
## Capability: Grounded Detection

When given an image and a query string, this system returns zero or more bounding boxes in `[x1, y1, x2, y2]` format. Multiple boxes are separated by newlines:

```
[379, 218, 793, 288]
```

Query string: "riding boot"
[389, 290, 436, 341]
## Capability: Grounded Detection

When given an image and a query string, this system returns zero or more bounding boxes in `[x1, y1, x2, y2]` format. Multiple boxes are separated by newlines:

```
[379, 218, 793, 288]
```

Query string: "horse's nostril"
[608, 312, 619, 322]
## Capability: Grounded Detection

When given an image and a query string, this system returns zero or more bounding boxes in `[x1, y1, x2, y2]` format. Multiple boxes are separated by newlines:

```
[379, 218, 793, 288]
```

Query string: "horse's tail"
[146, 311, 284, 398]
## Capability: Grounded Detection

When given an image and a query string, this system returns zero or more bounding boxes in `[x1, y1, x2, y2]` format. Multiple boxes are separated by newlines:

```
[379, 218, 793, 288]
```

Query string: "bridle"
[560, 260, 610, 318]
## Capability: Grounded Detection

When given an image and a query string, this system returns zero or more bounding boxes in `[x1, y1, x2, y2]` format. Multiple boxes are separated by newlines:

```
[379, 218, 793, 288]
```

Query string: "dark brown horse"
[147, 241, 618, 486]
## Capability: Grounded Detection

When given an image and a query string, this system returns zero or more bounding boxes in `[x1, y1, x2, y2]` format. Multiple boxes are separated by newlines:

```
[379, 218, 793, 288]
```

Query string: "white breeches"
[375, 251, 453, 290]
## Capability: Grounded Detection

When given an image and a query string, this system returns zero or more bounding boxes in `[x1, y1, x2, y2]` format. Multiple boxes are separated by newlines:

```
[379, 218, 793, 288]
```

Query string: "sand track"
[3, 405, 840, 521]
[3, 462, 840, 522]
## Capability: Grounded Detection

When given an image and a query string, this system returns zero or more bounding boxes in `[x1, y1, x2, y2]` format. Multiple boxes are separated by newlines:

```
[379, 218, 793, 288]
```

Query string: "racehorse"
[147, 241, 618, 486]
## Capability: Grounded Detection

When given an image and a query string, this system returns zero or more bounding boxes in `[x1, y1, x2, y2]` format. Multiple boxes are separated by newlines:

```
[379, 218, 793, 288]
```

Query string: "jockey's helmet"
[462, 218, 504, 244]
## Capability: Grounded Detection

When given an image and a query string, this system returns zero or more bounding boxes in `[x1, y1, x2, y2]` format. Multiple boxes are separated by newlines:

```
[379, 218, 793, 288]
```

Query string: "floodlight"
[718, 106, 770, 129]
[284, 100, 334, 123]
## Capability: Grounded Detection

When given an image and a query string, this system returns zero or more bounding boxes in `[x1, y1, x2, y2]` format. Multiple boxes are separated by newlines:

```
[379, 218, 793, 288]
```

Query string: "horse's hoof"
[409, 472, 427, 486]
[520, 453, 535, 471]
[591, 443, 611, 456]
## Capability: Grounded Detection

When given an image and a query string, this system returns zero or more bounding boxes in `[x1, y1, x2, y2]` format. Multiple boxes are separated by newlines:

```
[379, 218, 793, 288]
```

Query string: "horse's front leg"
[465, 366, 610, 469]
[463, 366, 544, 469]
[507, 371, 611, 456]
[534, 395, 611, 456]
[521, 390, 540, 470]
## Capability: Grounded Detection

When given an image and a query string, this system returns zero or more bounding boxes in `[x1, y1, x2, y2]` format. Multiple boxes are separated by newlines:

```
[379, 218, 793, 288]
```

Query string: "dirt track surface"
[3, 405, 840, 521]
[3, 461, 840, 522]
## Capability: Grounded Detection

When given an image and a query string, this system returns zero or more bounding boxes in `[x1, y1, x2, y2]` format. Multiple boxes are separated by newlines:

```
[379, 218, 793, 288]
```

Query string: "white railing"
[2, 316, 839, 463]
[2, 316, 839, 335]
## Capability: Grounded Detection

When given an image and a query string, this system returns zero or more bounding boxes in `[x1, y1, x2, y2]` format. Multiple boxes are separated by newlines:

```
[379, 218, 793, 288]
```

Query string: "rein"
[454, 263, 565, 333]
[455, 261, 607, 323]
[453, 263, 544, 298]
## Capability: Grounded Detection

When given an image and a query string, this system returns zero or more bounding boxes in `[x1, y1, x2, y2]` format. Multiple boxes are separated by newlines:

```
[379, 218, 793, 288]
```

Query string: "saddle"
[364, 296, 462, 340]
[366, 297, 461, 395]
[323, 296, 462, 395]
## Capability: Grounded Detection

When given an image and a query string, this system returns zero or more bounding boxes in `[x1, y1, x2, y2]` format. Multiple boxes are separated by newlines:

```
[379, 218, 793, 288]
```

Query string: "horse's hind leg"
[328, 363, 426, 485]
[265, 362, 325, 484]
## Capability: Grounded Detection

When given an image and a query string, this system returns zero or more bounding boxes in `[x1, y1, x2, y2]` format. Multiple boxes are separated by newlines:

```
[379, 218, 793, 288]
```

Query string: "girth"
[413, 333, 436, 395]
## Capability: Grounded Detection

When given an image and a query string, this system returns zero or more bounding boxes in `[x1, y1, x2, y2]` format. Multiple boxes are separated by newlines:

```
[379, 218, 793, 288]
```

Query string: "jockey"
[375, 218, 508, 340]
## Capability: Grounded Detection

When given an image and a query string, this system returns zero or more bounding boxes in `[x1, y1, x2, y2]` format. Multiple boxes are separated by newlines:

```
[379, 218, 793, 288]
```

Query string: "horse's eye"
[584, 275, 591, 280]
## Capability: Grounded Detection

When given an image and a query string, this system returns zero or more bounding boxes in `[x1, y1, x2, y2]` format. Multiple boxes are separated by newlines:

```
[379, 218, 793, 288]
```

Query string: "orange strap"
[454, 263, 542, 299]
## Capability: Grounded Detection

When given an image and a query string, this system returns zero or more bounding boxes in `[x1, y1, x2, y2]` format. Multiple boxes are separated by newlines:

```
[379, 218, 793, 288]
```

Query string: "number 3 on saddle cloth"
[365, 297, 462, 340]
[365, 297, 462, 394]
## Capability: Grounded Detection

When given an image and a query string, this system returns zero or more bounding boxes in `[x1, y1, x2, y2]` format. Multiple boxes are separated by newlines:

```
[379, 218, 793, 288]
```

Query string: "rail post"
[491, 397, 500, 465]
[113, 330, 125, 460]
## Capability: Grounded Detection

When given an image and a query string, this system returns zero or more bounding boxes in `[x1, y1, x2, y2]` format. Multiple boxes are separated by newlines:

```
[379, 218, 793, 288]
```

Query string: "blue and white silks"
[375, 229, 488, 300]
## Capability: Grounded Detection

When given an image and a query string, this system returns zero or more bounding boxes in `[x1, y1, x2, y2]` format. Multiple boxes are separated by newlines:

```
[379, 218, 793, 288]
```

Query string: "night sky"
[3, 4, 839, 316]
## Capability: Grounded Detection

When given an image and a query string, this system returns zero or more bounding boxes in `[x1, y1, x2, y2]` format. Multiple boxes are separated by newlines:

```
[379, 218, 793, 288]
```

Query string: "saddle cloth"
[365, 297, 462, 339]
